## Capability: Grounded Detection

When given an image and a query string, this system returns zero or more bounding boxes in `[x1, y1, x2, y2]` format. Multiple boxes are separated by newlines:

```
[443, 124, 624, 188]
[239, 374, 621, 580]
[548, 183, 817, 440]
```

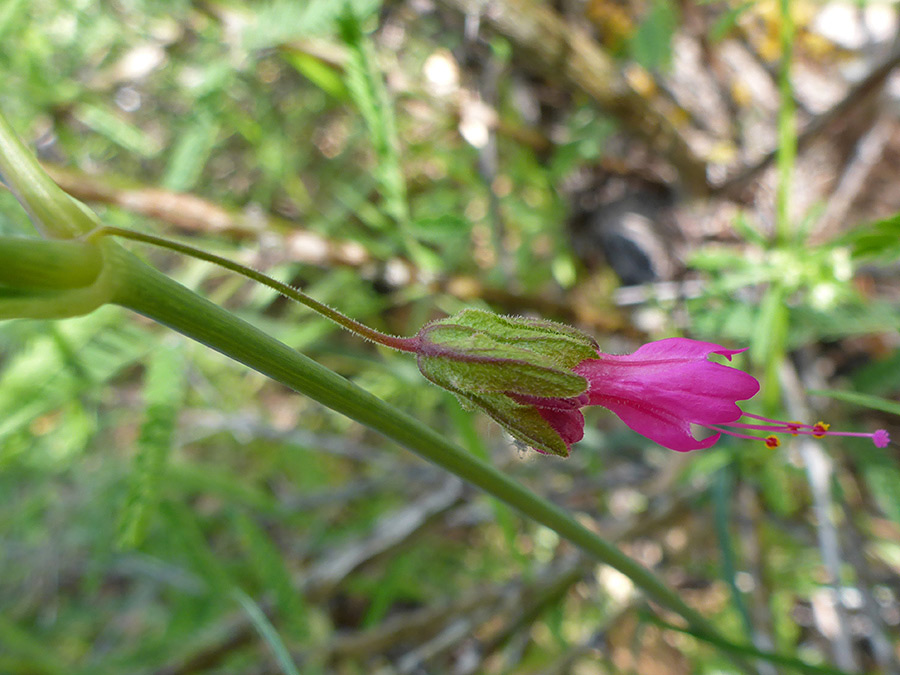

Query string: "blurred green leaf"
[837, 211, 900, 262]
[234, 509, 310, 640]
[233, 588, 302, 675]
[117, 342, 186, 549]
[0, 309, 151, 456]
[630, 0, 678, 70]
[807, 388, 900, 417]
[159, 500, 233, 599]
[709, 1, 754, 43]
[851, 349, 900, 397]
[859, 454, 900, 526]
[74, 103, 162, 158]
[0, 614, 68, 675]
[337, 10, 408, 229]
[282, 49, 349, 99]
[163, 114, 220, 192]
[244, 0, 383, 50]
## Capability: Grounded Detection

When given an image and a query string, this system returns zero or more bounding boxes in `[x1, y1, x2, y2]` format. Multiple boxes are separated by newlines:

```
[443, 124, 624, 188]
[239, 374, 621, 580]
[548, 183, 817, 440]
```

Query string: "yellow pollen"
[812, 421, 830, 439]
[788, 421, 803, 436]
[765, 436, 780, 449]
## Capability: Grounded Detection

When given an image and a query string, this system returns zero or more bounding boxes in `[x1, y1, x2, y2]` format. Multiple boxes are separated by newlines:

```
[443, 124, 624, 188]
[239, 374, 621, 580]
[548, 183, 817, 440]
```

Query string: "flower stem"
[85, 226, 419, 353]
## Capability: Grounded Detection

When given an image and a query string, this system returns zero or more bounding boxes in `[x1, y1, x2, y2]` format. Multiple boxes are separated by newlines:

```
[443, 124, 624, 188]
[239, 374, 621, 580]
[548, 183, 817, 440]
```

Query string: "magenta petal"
[535, 406, 585, 449]
[575, 337, 760, 452]
[606, 337, 750, 364]
[596, 398, 722, 452]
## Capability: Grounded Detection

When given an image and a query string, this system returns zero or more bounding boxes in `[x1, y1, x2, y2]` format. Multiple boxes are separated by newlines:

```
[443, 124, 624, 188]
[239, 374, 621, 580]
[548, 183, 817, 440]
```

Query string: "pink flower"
[531, 338, 891, 454]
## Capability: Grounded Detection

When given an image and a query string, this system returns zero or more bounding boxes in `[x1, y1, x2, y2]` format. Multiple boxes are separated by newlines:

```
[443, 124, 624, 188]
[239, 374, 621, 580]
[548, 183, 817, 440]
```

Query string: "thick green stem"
[0, 113, 98, 238]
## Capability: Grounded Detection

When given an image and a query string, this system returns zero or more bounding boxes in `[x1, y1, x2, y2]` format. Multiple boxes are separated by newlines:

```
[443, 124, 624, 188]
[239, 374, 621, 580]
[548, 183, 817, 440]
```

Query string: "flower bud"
[413, 309, 598, 456]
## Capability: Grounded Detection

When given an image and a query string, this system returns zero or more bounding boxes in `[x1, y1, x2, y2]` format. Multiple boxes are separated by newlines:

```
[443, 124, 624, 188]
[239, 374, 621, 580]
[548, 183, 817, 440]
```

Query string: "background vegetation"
[1, 1, 899, 673]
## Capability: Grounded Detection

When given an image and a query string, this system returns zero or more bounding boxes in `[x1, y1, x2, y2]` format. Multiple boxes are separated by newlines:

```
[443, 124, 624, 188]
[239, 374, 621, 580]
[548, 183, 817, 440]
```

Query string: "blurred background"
[1, 1, 899, 673]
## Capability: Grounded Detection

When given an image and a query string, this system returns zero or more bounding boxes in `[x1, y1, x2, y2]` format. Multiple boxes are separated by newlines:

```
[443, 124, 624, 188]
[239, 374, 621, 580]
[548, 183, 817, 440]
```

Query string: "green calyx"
[416, 309, 598, 395]
[454, 388, 576, 457]
[415, 309, 598, 456]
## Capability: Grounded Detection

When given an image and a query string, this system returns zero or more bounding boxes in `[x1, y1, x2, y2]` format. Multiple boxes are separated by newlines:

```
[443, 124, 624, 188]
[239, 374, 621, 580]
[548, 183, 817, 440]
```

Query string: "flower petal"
[575, 338, 760, 451]
[535, 406, 585, 449]
[600, 337, 749, 365]
[599, 398, 721, 451]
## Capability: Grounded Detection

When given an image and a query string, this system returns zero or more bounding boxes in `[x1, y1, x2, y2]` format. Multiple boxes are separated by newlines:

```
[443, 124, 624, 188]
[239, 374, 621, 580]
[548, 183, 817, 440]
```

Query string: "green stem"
[110, 252, 733, 658]
[713, 466, 754, 635]
[86, 226, 419, 353]
[641, 610, 854, 675]
[0, 113, 98, 238]
[775, 0, 795, 244]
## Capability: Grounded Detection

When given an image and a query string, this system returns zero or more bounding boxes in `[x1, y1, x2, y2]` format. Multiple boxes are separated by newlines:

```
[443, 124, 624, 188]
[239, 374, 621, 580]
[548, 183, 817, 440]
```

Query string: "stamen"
[715, 414, 890, 448]
[719, 422, 814, 433]
[705, 425, 775, 444]
[741, 413, 812, 433]
[742, 412, 812, 428]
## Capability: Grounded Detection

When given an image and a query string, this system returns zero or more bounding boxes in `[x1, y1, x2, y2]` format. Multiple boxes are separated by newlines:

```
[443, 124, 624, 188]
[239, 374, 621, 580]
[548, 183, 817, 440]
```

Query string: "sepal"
[414, 309, 597, 455]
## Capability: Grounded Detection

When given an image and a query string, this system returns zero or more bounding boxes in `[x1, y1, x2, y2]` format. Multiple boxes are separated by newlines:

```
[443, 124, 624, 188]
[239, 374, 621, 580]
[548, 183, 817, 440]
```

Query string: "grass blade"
[232, 588, 302, 675]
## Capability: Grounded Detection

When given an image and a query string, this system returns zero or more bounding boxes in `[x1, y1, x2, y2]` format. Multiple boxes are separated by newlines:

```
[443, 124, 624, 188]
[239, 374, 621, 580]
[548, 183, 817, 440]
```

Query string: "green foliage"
[117, 342, 186, 549]
[162, 112, 221, 192]
[243, 0, 383, 50]
[857, 451, 900, 526]
[337, 10, 409, 231]
[629, 0, 679, 70]
[708, 1, 754, 43]
[808, 389, 900, 418]
[74, 102, 163, 158]
[232, 589, 303, 675]
[233, 509, 310, 640]
[838, 211, 900, 261]
[0, 309, 151, 461]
